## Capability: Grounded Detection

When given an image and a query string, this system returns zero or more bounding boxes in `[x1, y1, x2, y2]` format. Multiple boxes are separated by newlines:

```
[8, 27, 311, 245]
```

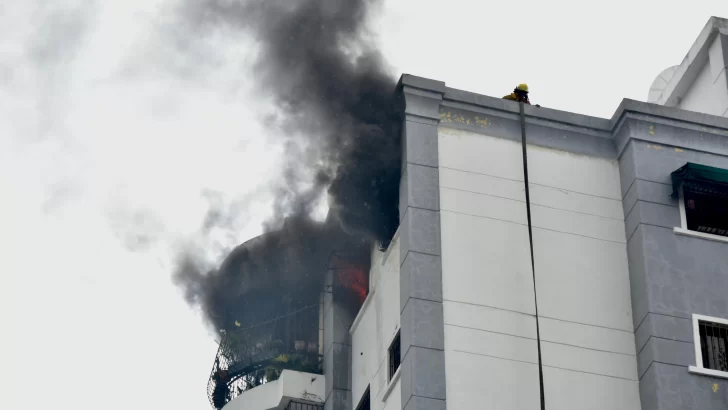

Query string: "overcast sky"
[2, 1, 725, 409]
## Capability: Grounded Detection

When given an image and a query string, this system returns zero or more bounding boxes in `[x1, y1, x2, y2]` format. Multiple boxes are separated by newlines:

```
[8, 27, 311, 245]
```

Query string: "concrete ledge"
[634, 313, 693, 355]
[403, 396, 446, 410]
[688, 366, 728, 379]
[674, 227, 728, 244]
[400, 74, 447, 94]
[381, 366, 401, 402]
[637, 337, 695, 379]
[349, 289, 375, 335]
[444, 87, 612, 131]
[223, 370, 324, 410]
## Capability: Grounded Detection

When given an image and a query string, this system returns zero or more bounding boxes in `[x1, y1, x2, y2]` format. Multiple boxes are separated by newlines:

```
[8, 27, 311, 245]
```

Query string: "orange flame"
[337, 266, 368, 305]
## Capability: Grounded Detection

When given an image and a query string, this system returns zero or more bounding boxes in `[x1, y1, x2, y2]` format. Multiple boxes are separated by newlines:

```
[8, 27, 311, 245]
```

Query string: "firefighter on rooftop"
[503, 83, 532, 104]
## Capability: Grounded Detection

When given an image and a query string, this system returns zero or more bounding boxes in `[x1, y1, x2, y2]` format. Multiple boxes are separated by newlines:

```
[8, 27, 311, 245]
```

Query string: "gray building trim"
[619, 130, 728, 410]
[397, 75, 447, 410]
[637, 337, 695, 379]
[640, 363, 728, 410]
[323, 270, 354, 410]
[634, 313, 694, 355]
[613, 114, 728, 159]
[438, 81, 728, 162]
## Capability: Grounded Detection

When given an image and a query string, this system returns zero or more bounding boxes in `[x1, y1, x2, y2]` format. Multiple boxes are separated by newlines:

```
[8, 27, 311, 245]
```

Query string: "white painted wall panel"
[379, 380, 401, 410]
[438, 127, 638, 409]
[441, 211, 534, 315]
[529, 182, 624, 220]
[440, 167, 623, 220]
[438, 128, 524, 180]
[544, 367, 641, 410]
[443, 301, 536, 340]
[223, 370, 325, 410]
[369, 361, 387, 410]
[543, 341, 638, 380]
[351, 296, 377, 404]
[445, 324, 538, 364]
[527, 144, 622, 200]
[531, 203, 625, 243]
[533, 228, 633, 332]
[439, 167, 526, 202]
[540, 317, 635, 356]
[713, 70, 728, 117]
[440, 187, 526, 224]
[351, 236, 400, 410]
[377, 250, 400, 349]
[446, 350, 540, 410]
[679, 59, 724, 116]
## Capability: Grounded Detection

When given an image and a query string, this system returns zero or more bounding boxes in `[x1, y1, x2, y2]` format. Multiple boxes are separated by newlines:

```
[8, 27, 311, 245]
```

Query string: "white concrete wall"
[678, 35, 728, 117]
[350, 235, 400, 410]
[439, 127, 541, 410]
[223, 370, 325, 410]
[526, 143, 640, 409]
[437, 126, 641, 410]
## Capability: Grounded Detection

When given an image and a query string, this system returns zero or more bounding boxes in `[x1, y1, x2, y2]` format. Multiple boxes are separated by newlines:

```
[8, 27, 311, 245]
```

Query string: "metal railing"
[285, 400, 324, 410]
[207, 304, 323, 409]
[699, 320, 728, 371]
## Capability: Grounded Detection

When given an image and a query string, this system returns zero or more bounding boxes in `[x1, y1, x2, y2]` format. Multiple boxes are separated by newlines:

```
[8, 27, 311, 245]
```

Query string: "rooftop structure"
[648, 16, 728, 117]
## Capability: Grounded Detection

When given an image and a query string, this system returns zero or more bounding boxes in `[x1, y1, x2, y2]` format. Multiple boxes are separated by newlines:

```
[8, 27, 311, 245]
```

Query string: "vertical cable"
[520, 102, 546, 410]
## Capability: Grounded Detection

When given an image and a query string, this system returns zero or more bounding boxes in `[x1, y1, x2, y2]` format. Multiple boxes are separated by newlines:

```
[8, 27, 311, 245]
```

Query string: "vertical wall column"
[708, 33, 728, 117]
[323, 269, 354, 410]
[398, 75, 447, 410]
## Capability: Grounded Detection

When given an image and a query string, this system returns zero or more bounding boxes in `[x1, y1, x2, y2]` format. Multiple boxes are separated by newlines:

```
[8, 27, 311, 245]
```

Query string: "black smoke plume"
[172, 0, 402, 334]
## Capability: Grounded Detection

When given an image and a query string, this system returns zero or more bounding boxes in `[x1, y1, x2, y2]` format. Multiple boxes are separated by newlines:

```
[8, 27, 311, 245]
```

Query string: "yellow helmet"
[517, 83, 529, 93]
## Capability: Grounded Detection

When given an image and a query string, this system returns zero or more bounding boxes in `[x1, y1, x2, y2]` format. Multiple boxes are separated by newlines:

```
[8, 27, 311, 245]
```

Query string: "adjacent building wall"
[350, 238, 401, 410]
[678, 55, 724, 117]
[677, 32, 728, 118]
[654, 17, 728, 117]
[617, 112, 728, 410]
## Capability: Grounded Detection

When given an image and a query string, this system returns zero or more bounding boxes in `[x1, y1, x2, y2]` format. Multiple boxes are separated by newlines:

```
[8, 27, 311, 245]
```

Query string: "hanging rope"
[520, 102, 546, 410]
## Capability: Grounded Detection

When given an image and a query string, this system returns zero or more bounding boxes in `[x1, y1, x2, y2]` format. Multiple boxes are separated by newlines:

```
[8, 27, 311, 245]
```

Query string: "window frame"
[674, 185, 728, 244]
[387, 330, 401, 382]
[689, 313, 728, 379]
[354, 385, 370, 410]
[380, 329, 402, 403]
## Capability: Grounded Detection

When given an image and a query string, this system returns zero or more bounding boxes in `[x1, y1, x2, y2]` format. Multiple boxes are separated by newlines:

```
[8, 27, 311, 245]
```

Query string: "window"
[690, 314, 728, 378]
[355, 386, 370, 410]
[671, 163, 728, 242]
[681, 182, 728, 237]
[388, 331, 401, 380]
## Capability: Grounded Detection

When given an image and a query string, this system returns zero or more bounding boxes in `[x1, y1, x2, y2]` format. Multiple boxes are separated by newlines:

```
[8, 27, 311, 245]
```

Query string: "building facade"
[342, 16, 728, 410]
[216, 16, 728, 410]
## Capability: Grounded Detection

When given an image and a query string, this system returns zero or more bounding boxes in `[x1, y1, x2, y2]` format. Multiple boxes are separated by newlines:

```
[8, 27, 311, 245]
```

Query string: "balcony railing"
[285, 400, 324, 410]
[207, 304, 323, 409]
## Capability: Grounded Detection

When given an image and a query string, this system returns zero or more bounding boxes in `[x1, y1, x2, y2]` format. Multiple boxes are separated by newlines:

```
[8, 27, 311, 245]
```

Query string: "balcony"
[207, 303, 323, 410]
[220, 370, 325, 410]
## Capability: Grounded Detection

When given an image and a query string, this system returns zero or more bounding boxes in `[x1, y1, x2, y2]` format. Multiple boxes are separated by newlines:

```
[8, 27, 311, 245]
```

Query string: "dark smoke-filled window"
[388, 331, 401, 380]
[682, 181, 728, 237]
[355, 386, 370, 410]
